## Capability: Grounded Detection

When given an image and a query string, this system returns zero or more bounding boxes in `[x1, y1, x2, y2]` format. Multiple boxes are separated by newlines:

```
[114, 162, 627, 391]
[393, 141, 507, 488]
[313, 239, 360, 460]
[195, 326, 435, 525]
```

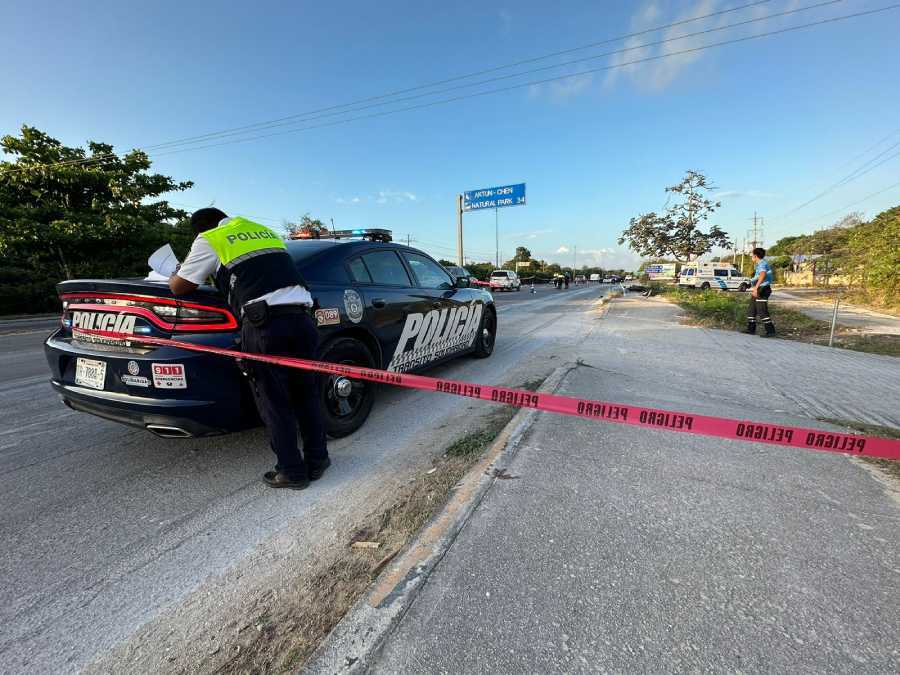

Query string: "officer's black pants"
[241, 309, 327, 479]
[748, 285, 773, 327]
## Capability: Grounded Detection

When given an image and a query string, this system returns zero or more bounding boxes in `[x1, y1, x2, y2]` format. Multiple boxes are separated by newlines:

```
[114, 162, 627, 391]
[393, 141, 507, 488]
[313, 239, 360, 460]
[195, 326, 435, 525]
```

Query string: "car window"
[491, 271, 508, 278]
[403, 252, 454, 289]
[347, 257, 372, 284]
[714, 269, 729, 277]
[361, 250, 412, 286]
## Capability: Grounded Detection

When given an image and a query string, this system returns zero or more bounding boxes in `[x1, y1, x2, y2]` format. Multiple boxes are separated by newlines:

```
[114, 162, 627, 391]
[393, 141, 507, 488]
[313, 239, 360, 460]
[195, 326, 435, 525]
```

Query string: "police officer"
[170, 208, 328, 490]
[744, 247, 776, 337]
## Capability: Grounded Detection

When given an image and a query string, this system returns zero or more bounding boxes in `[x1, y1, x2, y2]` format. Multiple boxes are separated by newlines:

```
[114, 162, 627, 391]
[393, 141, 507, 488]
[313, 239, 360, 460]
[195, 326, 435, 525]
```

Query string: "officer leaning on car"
[169, 208, 329, 490]
[744, 247, 776, 338]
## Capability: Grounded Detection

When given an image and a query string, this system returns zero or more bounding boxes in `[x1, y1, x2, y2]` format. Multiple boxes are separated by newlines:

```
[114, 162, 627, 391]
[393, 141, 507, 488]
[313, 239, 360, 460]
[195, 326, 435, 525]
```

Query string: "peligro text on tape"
[73, 327, 900, 461]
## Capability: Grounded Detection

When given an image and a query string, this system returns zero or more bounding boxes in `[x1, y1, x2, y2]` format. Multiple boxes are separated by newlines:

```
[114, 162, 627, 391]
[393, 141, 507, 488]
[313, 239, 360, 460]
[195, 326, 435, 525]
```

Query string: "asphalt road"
[371, 294, 900, 673]
[0, 283, 609, 673]
[776, 290, 900, 335]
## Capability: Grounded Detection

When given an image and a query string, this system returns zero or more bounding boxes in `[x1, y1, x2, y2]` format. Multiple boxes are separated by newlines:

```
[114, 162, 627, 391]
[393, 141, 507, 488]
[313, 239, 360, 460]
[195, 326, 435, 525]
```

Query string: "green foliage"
[0, 126, 192, 314]
[846, 206, 900, 306]
[619, 170, 731, 261]
[770, 208, 898, 306]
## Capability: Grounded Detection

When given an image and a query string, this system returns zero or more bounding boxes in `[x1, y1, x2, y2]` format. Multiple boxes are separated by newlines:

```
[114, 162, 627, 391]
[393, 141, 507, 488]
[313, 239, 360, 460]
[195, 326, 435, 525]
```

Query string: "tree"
[846, 206, 899, 306]
[0, 125, 192, 313]
[287, 213, 328, 239]
[619, 170, 731, 262]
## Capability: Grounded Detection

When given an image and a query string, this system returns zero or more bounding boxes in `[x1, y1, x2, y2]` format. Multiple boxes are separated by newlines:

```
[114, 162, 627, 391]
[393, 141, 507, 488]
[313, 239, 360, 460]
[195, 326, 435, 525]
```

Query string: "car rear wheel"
[739, 283, 749, 292]
[472, 308, 497, 358]
[316, 337, 376, 438]
[700, 282, 710, 290]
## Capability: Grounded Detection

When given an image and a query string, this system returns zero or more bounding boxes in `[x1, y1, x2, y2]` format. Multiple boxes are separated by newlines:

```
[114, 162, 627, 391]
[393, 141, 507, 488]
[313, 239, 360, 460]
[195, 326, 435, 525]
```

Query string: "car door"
[346, 249, 418, 369]
[398, 250, 474, 370]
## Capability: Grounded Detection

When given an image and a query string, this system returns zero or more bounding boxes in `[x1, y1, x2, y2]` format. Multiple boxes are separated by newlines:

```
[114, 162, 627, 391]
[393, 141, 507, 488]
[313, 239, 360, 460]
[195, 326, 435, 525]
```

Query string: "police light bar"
[329, 228, 393, 242]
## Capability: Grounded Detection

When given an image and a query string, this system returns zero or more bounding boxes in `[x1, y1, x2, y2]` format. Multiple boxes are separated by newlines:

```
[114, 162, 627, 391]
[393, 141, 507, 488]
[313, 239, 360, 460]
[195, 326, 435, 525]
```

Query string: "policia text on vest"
[172, 209, 328, 491]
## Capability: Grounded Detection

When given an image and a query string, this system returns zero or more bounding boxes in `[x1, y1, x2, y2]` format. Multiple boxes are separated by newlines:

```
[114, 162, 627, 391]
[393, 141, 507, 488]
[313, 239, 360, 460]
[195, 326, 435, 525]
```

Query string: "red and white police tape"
[77, 327, 900, 460]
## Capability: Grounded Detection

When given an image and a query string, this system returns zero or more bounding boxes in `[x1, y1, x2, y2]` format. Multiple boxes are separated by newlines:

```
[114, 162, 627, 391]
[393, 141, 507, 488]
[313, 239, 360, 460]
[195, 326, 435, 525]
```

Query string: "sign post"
[456, 194, 464, 266]
[459, 182, 526, 269]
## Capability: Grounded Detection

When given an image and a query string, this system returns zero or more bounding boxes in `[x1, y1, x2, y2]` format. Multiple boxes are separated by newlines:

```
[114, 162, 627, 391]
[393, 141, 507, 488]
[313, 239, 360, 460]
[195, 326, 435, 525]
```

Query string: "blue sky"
[3, 0, 899, 269]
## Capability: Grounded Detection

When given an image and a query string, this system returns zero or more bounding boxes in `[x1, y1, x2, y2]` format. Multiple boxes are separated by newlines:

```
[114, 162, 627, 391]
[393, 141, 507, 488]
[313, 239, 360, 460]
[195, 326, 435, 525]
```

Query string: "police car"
[44, 230, 497, 439]
[678, 262, 751, 291]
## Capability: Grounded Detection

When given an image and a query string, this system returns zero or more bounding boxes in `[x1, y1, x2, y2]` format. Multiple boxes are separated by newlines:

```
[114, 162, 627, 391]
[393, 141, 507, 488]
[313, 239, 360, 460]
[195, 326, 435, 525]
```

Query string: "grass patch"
[818, 417, 900, 481]
[204, 397, 530, 673]
[658, 287, 900, 357]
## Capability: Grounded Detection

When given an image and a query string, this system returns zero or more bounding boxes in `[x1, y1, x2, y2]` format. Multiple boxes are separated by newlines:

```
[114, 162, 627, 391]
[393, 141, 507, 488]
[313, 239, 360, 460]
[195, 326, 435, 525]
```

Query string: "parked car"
[489, 269, 521, 291]
[678, 262, 751, 291]
[45, 233, 497, 440]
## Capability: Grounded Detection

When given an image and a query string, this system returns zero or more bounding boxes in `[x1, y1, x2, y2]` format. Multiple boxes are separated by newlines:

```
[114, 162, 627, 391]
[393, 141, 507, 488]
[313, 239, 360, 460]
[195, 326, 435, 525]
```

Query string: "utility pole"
[573, 245, 577, 271]
[456, 194, 464, 266]
[495, 208, 499, 268]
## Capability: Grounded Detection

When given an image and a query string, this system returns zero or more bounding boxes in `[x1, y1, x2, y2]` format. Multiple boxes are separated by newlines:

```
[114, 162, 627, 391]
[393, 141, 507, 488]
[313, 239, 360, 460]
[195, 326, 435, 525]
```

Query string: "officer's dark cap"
[190, 207, 229, 233]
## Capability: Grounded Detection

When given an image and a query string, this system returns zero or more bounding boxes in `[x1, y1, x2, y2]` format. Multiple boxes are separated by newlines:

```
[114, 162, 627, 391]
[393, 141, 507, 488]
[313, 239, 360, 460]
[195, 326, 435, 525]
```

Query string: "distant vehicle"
[602, 277, 613, 283]
[490, 269, 521, 291]
[589, 273, 601, 283]
[625, 275, 634, 281]
[574, 275, 586, 284]
[442, 264, 476, 286]
[678, 262, 750, 291]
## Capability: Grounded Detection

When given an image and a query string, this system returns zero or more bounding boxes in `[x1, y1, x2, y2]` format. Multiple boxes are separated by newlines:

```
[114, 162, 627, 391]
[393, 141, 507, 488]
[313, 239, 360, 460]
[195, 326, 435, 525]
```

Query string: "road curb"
[306, 364, 576, 674]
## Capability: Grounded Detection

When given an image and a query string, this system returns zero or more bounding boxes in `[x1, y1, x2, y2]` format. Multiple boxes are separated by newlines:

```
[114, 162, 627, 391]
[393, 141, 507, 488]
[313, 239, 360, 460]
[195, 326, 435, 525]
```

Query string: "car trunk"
[56, 278, 236, 347]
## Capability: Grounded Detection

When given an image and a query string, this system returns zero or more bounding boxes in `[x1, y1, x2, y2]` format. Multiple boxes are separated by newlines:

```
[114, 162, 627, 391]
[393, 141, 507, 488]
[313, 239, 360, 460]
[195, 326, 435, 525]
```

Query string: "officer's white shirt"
[177, 218, 313, 308]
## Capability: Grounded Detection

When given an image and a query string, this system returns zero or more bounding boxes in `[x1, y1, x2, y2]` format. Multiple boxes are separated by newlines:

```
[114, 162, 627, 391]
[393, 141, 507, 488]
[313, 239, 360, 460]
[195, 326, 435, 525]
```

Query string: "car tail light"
[60, 293, 238, 332]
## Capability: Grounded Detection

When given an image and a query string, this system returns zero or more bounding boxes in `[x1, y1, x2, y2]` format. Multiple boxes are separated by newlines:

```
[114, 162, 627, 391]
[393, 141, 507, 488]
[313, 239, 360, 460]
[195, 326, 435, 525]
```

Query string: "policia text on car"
[170, 208, 329, 490]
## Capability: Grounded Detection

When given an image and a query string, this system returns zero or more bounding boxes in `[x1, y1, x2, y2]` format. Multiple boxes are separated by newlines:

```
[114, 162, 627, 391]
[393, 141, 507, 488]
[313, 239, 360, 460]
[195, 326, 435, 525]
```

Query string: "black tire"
[472, 307, 497, 358]
[700, 282, 710, 290]
[739, 283, 749, 292]
[316, 337, 376, 438]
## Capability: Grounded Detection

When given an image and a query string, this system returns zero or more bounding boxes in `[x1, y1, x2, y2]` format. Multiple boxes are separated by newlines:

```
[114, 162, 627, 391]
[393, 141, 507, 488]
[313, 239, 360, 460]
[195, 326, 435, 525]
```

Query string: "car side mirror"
[455, 276, 470, 288]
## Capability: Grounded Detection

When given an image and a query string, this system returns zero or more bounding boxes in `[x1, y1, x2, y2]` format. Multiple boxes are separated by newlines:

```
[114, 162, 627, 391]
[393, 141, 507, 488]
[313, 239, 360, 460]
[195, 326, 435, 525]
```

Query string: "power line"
[1, 0, 863, 174]
[782, 137, 900, 215]
[802, 178, 900, 225]
[140, 1, 823, 153]
[148, 4, 896, 156]
[88, 0, 781, 154]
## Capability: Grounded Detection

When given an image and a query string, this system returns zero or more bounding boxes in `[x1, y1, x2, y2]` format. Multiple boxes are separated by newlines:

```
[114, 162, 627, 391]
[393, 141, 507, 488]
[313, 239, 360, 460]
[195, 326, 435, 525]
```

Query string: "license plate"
[75, 357, 107, 390]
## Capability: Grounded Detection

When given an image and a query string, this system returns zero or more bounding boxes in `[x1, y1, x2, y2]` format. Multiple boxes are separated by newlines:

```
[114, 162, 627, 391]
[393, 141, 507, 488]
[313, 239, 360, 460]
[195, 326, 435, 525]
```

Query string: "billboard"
[645, 263, 677, 279]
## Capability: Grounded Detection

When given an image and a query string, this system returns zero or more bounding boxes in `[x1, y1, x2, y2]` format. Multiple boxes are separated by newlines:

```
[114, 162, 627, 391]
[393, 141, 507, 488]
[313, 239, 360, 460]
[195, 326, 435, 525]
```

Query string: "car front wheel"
[739, 283, 749, 292]
[700, 282, 710, 290]
[315, 337, 376, 438]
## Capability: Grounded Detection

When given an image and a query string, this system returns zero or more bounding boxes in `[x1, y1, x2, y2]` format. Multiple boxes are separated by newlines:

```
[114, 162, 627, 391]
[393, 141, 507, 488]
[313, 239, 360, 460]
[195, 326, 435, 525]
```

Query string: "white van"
[490, 269, 521, 291]
[678, 262, 750, 291]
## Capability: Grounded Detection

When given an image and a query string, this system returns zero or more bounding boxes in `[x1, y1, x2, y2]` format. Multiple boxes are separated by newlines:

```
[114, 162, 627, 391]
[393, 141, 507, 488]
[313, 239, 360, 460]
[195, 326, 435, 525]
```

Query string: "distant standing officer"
[744, 247, 776, 337]
[169, 208, 329, 490]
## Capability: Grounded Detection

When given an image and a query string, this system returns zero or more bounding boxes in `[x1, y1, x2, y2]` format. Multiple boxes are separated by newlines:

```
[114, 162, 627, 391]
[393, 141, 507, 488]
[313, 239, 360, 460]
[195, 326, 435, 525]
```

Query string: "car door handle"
[371, 298, 386, 308]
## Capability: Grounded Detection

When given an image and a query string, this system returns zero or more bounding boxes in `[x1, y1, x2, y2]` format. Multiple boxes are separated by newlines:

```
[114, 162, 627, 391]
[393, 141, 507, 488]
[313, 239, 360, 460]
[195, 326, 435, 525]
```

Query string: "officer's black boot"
[762, 322, 776, 337]
[743, 321, 757, 335]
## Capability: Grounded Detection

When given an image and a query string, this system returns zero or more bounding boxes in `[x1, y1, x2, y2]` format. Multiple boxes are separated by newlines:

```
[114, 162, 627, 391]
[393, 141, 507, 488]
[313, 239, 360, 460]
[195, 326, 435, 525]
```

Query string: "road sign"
[463, 183, 526, 212]
[516, 261, 532, 269]
[646, 263, 677, 279]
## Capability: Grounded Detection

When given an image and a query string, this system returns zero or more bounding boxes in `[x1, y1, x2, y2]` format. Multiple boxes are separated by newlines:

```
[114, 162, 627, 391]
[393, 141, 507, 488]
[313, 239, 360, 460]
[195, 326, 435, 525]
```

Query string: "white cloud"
[715, 189, 777, 200]
[508, 228, 554, 240]
[606, 0, 719, 92]
[556, 245, 570, 254]
[529, 72, 594, 102]
[336, 190, 417, 205]
[376, 190, 418, 204]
